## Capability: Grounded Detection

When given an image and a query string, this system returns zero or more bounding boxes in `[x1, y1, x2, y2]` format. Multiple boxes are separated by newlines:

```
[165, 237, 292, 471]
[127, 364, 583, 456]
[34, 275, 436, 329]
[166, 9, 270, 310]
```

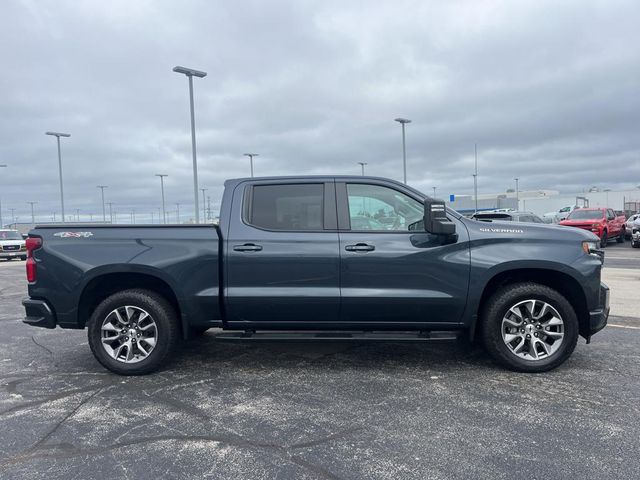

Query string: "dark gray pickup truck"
[22, 176, 609, 375]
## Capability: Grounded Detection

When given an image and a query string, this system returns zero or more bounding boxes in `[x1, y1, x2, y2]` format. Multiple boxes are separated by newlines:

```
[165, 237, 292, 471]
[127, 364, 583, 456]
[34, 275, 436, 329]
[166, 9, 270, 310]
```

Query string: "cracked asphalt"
[1, 244, 639, 479]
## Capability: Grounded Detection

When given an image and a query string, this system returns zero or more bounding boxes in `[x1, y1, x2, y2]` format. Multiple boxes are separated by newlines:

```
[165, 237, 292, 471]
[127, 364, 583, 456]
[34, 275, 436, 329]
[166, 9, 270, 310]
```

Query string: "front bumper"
[586, 282, 609, 339]
[22, 298, 56, 329]
[0, 250, 26, 258]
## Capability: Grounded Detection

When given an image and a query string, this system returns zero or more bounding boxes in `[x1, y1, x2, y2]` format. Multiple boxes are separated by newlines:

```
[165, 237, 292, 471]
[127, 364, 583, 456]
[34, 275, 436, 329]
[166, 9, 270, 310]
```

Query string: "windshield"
[568, 210, 603, 220]
[0, 231, 23, 240]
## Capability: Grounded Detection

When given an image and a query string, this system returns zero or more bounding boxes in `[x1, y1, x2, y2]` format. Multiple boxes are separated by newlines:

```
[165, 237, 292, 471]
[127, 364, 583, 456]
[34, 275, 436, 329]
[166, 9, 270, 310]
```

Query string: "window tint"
[249, 184, 323, 231]
[346, 184, 423, 231]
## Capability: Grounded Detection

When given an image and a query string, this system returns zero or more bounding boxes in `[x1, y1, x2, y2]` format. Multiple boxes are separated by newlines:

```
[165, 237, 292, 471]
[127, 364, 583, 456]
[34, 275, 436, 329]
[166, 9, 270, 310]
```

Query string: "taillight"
[25, 237, 42, 283]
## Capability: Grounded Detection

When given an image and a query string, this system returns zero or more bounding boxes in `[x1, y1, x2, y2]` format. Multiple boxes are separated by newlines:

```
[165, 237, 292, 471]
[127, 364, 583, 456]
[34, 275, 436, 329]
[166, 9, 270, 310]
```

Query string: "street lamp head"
[243, 153, 259, 157]
[173, 66, 207, 78]
[0, 164, 6, 167]
[155, 173, 168, 177]
[97, 185, 108, 189]
[45, 132, 71, 137]
[394, 118, 411, 124]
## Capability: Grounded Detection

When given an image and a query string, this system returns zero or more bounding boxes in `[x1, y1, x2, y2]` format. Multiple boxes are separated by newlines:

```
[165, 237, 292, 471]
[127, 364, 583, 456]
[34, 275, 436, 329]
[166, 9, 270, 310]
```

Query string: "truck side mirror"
[424, 199, 456, 235]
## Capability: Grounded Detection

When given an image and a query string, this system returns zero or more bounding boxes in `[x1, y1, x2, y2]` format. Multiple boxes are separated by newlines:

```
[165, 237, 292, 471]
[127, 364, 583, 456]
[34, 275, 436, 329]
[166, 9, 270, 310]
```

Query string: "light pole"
[9, 208, 16, 225]
[176, 203, 181, 224]
[432, 187, 437, 198]
[107, 202, 114, 223]
[27, 201, 37, 227]
[514, 178, 519, 207]
[473, 144, 479, 214]
[200, 188, 207, 223]
[97, 185, 108, 222]
[0, 164, 6, 227]
[156, 174, 168, 224]
[75, 208, 80, 222]
[243, 153, 258, 177]
[173, 65, 207, 223]
[394, 118, 411, 184]
[45, 131, 70, 223]
[357, 162, 367, 176]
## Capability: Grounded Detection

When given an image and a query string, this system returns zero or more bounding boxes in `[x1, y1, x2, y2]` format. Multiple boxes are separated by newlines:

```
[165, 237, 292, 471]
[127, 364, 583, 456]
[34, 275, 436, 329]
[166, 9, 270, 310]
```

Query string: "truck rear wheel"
[481, 282, 579, 372]
[600, 230, 608, 248]
[87, 289, 180, 375]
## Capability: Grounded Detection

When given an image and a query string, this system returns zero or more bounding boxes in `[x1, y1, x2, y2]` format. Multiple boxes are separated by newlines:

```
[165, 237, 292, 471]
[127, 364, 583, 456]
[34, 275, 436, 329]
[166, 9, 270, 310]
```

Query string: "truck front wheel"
[481, 282, 579, 372]
[87, 289, 180, 375]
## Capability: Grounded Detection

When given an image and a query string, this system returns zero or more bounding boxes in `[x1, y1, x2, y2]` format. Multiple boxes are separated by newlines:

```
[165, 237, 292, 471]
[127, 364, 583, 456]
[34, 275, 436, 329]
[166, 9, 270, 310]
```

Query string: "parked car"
[22, 176, 609, 375]
[625, 213, 640, 239]
[543, 205, 578, 224]
[559, 208, 626, 248]
[472, 211, 545, 223]
[0, 229, 27, 261]
[630, 216, 640, 248]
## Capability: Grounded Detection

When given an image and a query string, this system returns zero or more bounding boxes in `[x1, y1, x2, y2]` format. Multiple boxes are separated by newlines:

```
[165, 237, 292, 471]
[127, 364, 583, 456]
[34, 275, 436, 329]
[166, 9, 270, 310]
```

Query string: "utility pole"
[514, 178, 519, 207]
[27, 201, 37, 227]
[394, 118, 411, 184]
[107, 202, 114, 223]
[432, 187, 437, 198]
[75, 208, 80, 222]
[173, 66, 207, 223]
[207, 196, 211, 220]
[243, 153, 258, 177]
[200, 188, 207, 223]
[357, 162, 367, 176]
[473, 143, 479, 214]
[156, 174, 168, 224]
[45, 131, 71, 223]
[97, 185, 108, 222]
[175, 203, 180, 224]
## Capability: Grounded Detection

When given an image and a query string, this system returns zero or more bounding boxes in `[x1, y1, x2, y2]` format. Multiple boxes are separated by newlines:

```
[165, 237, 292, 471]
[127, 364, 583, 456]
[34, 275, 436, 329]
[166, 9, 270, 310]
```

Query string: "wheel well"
[77, 273, 182, 332]
[476, 268, 589, 339]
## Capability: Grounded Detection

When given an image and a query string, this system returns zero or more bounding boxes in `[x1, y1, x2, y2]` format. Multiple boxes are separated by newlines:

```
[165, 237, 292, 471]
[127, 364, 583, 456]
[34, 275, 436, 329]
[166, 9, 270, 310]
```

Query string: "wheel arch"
[472, 267, 589, 341]
[77, 268, 186, 338]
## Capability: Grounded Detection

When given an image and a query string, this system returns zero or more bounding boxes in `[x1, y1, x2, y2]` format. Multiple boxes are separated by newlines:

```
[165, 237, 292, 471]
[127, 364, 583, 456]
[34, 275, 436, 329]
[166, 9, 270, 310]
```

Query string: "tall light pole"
[243, 153, 258, 177]
[473, 143, 479, 214]
[357, 162, 367, 176]
[97, 185, 108, 222]
[75, 208, 80, 221]
[0, 164, 6, 227]
[432, 187, 437, 198]
[9, 208, 16, 225]
[27, 201, 37, 227]
[175, 203, 181, 224]
[200, 188, 207, 223]
[394, 118, 411, 184]
[45, 131, 70, 223]
[514, 178, 519, 207]
[173, 66, 207, 223]
[156, 174, 168, 224]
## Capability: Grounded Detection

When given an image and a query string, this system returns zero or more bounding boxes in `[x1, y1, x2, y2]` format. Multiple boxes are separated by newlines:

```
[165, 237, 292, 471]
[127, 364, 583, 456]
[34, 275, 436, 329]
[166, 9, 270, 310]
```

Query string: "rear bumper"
[22, 298, 56, 329]
[586, 283, 609, 337]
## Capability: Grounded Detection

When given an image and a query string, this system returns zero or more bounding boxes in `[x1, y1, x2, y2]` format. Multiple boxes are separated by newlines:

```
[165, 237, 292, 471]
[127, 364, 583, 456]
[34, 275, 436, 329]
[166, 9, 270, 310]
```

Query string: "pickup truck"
[559, 208, 626, 248]
[22, 176, 610, 375]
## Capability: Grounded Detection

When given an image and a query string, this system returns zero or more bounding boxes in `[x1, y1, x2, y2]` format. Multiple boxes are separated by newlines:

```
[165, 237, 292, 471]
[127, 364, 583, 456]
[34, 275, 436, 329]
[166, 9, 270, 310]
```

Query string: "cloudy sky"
[1, 0, 639, 223]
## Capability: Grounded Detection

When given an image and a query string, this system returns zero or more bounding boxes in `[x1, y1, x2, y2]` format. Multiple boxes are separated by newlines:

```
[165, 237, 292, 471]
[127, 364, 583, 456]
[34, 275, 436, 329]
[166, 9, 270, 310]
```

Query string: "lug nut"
[526, 334, 531, 339]
[534, 333, 538, 337]
[545, 327, 550, 331]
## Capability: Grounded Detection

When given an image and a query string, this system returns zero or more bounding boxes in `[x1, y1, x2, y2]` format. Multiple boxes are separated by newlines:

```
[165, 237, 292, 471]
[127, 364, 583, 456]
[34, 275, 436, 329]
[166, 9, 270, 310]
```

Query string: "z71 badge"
[54, 232, 94, 238]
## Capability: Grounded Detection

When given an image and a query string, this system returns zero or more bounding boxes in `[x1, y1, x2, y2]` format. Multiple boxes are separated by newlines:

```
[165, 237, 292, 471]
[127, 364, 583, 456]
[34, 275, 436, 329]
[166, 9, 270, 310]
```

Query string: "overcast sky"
[1, 0, 639, 223]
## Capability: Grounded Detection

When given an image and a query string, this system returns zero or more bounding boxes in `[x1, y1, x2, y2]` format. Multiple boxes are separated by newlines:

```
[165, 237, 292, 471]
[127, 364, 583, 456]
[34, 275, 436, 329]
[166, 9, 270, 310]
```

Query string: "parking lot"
[0, 243, 638, 480]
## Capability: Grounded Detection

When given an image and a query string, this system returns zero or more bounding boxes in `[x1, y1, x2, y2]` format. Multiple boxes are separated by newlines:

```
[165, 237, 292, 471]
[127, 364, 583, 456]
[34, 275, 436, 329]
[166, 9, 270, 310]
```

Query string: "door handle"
[345, 243, 375, 252]
[233, 243, 263, 252]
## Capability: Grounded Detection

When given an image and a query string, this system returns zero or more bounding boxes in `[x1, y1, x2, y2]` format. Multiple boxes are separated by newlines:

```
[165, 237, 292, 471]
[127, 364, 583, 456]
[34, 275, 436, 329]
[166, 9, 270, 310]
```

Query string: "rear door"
[224, 180, 340, 324]
[336, 180, 470, 326]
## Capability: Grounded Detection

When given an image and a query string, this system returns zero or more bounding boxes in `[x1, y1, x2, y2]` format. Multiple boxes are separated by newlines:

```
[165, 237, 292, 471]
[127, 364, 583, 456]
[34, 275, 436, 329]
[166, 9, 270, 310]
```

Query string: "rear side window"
[248, 184, 324, 231]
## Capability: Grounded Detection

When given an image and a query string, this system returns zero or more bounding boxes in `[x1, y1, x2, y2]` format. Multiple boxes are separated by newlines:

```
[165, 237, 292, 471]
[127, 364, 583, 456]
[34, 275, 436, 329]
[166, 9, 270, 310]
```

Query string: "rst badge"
[54, 232, 94, 238]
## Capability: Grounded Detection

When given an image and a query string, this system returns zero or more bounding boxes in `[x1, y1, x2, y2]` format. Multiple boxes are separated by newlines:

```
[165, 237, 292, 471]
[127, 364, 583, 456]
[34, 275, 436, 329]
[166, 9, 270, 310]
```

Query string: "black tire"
[600, 230, 608, 248]
[481, 282, 579, 373]
[633, 241, 640, 249]
[21, 255, 27, 261]
[616, 233, 624, 243]
[87, 289, 180, 375]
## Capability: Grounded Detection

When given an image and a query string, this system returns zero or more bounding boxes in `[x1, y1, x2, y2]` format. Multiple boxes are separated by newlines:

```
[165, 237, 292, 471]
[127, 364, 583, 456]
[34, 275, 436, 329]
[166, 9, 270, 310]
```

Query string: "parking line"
[608, 324, 640, 330]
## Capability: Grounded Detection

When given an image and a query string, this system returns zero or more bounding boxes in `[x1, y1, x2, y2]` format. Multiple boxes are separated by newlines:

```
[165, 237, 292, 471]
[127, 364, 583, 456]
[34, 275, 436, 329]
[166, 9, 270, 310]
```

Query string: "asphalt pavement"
[0, 243, 639, 479]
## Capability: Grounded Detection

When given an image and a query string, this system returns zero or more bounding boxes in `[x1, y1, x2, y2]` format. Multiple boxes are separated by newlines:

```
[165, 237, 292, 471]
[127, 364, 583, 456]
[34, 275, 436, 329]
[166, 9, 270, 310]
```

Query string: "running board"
[213, 331, 460, 343]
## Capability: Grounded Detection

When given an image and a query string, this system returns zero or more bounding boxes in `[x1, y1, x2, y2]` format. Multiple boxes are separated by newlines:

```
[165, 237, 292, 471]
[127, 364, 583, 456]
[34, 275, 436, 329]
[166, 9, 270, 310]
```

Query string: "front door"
[225, 180, 340, 324]
[337, 181, 470, 326]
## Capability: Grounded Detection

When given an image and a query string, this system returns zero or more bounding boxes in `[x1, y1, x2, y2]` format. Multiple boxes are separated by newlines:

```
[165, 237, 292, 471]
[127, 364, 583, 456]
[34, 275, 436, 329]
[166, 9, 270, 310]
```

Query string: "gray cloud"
[1, 0, 639, 223]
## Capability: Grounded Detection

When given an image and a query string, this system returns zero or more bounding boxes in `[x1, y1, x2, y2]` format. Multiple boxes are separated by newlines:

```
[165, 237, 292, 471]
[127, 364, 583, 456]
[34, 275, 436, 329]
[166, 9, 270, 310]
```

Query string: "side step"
[214, 330, 460, 343]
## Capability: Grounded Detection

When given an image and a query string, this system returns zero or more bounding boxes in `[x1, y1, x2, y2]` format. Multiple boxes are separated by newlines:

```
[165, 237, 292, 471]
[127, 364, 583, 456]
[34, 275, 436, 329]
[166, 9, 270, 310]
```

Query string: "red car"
[559, 208, 625, 247]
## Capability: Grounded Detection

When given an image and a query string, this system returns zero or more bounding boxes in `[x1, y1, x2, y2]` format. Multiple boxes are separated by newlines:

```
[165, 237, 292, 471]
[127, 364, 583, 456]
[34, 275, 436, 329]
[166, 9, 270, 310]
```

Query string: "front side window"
[248, 184, 323, 231]
[346, 184, 423, 231]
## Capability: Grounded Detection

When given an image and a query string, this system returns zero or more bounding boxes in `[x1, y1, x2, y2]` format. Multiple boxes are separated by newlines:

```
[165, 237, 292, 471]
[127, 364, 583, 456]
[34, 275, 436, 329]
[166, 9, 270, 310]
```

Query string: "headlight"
[582, 241, 600, 255]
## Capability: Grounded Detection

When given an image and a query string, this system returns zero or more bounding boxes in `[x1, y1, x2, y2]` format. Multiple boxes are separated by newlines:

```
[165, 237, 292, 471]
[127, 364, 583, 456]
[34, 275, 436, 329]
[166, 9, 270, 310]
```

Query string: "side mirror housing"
[424, 199, 456, 235]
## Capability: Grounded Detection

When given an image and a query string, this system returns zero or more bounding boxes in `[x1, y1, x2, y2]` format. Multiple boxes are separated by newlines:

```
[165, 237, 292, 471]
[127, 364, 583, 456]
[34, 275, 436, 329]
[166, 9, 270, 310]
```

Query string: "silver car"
[626, 214, 640, 239]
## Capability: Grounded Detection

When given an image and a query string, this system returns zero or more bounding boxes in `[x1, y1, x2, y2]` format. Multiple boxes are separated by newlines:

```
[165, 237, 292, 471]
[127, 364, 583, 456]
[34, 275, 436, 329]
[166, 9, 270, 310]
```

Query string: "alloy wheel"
[100, 306, 158, 363]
